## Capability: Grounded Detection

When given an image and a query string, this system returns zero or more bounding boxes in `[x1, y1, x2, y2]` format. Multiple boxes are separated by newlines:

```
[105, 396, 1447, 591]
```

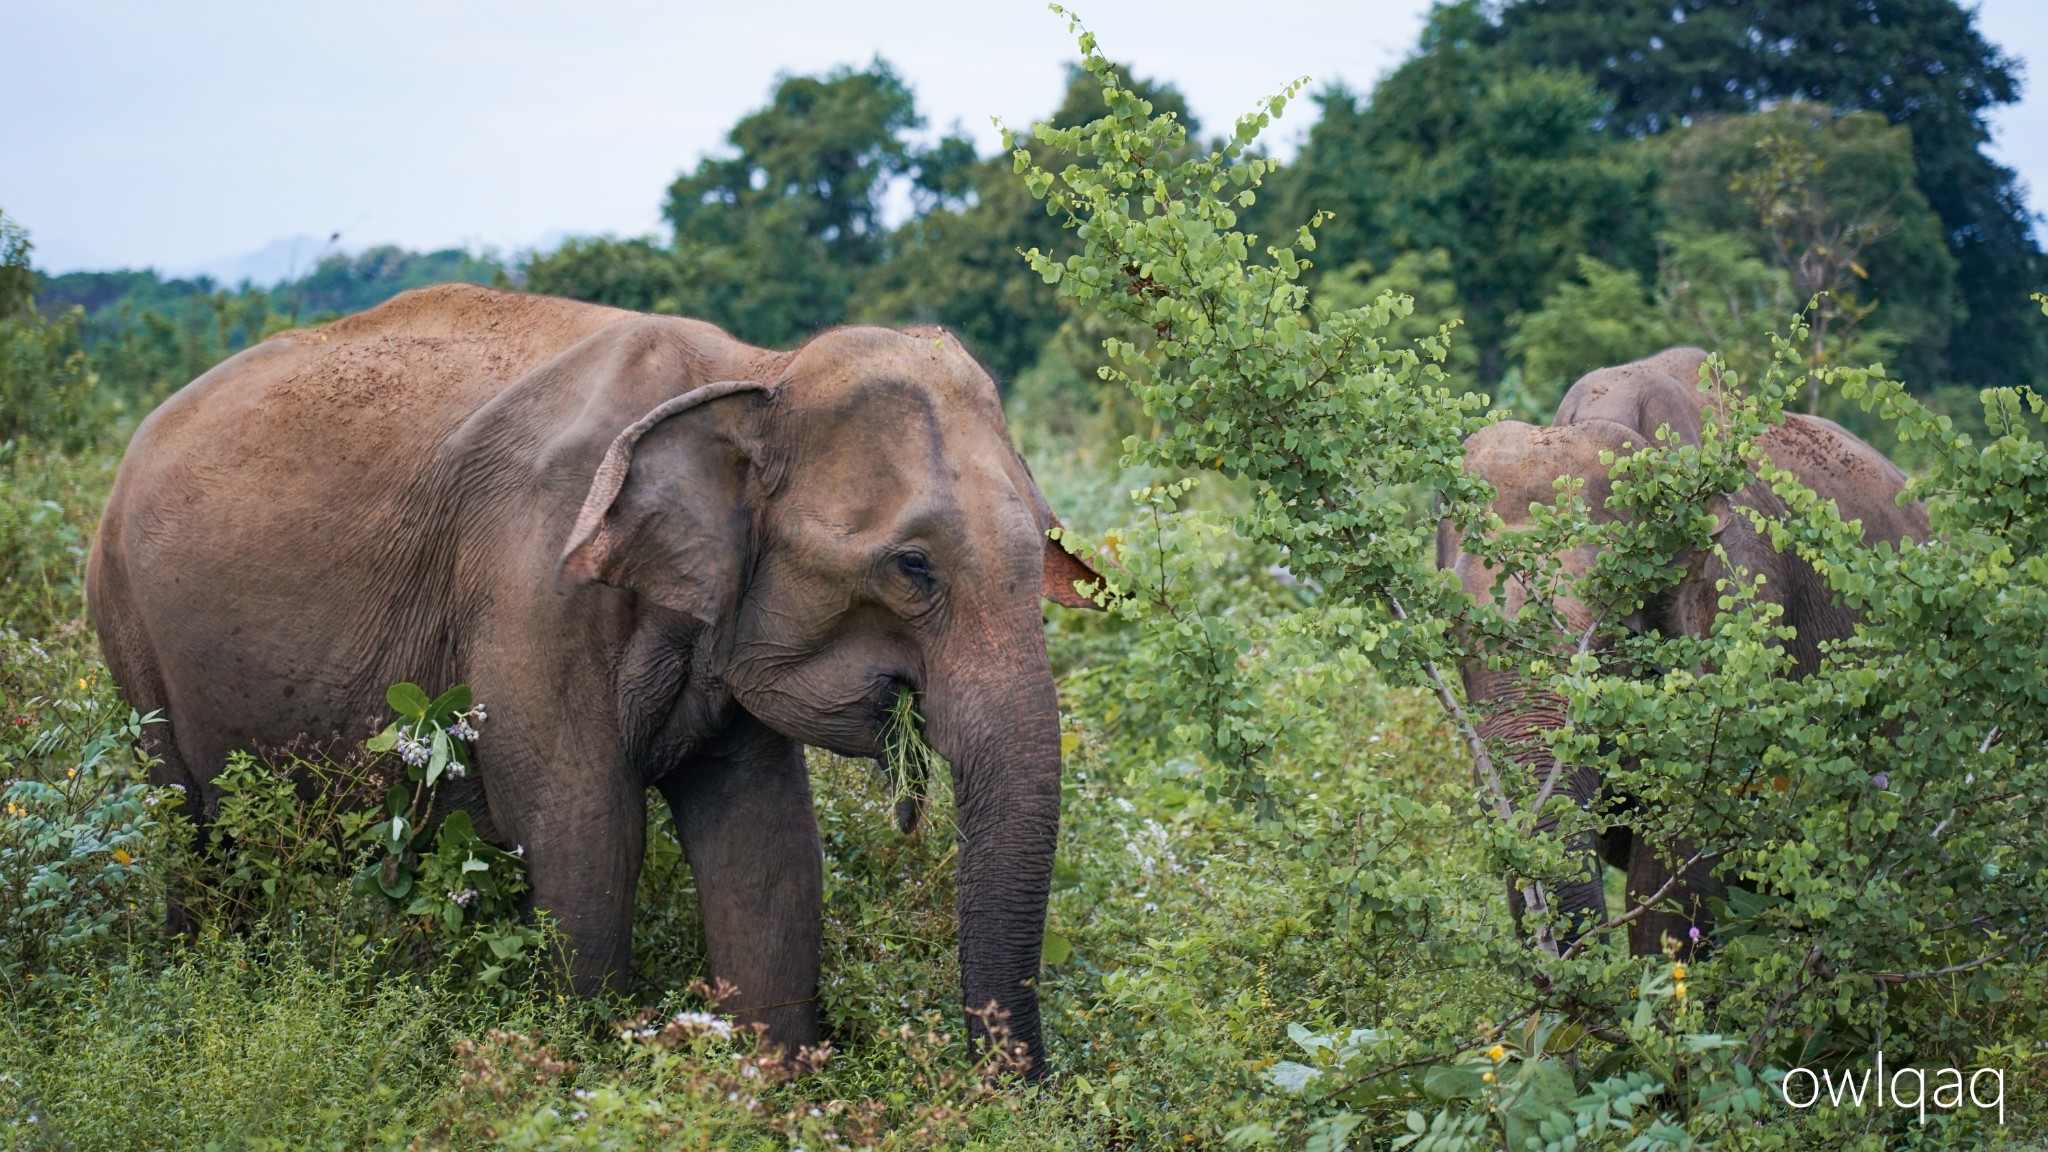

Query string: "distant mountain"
[182, 234, 343, 288]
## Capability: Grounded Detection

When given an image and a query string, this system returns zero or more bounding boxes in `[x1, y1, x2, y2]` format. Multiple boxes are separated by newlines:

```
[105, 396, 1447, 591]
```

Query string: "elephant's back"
[106, 286, 641, 546]
[1757, 414, 1927, 544]
[145, 285, 632, 458]
[1554, 347, 1713, 443]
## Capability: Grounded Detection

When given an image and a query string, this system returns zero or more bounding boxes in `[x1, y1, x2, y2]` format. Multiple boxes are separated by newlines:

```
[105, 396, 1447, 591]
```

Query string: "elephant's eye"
[896, 551, 936, 592]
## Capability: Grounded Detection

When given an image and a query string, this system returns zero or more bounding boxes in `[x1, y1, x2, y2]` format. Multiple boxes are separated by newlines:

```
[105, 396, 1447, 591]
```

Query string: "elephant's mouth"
[865, 674, 919, 740]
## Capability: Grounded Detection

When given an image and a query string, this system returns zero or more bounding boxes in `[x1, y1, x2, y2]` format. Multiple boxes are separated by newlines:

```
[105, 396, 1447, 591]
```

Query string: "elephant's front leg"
[503, 761, 648, 997]
[659, 711, 824, 1053]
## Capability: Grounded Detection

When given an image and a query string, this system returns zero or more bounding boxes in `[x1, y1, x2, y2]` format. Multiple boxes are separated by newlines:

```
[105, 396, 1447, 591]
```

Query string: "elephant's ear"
[559, 380, 771, 622]
[1042, 515, 1107, 610]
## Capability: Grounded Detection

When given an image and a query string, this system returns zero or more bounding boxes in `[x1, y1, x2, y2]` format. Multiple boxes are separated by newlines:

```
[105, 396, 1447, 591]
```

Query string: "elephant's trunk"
[922, 632, 1062, 1076]
[1467, 672, 1607, 944]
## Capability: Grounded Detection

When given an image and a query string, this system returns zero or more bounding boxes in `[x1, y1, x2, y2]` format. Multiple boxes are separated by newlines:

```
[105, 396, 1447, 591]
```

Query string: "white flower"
[671, 1010, 737, 1040]
[512, 844, 525, 858]
[444, 761, 466, 779]
[397, 736, 431, 767]
[449, 719, 479, 742]
[448, 888, 478, 907]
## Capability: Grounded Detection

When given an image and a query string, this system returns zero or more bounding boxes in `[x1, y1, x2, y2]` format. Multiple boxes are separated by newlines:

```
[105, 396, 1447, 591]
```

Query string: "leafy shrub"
[0, 448, 111, 637]
[1011, 15, 2048, 1146]
[0, 630, 167, 997]
[0, 211, 108, 454]
[167, 684, 547, 996]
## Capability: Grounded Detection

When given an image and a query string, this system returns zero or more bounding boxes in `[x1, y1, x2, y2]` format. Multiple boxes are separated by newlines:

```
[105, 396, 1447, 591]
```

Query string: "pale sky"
[6, 1, 2046, 282]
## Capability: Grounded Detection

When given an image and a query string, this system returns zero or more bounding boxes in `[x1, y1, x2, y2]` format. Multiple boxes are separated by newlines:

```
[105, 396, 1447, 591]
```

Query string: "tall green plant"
[1015, 11, 2046, 1143]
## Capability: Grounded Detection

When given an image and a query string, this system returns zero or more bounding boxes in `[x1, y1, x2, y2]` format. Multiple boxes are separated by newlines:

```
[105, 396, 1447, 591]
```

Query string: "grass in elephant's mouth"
[880, 686, 944, 835]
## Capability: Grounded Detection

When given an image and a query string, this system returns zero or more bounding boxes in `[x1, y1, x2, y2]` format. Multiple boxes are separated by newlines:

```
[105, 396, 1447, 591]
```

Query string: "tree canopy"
[1481, 0, 2044, 385]
[1266, 3, 1659, 380]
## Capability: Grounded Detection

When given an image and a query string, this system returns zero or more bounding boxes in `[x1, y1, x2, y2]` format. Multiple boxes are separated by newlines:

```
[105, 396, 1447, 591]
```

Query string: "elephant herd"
[87, 286, 1922, 1073]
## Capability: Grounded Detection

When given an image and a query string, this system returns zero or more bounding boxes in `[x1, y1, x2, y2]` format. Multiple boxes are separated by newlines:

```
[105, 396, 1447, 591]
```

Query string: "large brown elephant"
[1438, 348, 1926, 954]
[88, 284, 1101, 1070]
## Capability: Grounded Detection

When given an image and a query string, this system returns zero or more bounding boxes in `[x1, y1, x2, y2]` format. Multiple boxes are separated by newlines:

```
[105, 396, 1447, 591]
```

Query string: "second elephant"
[1437, 348, 1927, 954]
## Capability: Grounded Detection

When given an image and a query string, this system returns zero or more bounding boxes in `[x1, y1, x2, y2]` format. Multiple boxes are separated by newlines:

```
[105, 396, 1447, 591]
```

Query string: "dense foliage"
[1006, 15, 2047, 1145]
[1479, 0, 2046, 389]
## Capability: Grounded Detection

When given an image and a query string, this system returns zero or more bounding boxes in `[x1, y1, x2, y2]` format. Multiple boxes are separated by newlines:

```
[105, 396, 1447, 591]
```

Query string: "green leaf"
[365, 722, 400, 753]
[439, 809, 476, 842]
[377, 857, 413, 900]
[1042, 929, 1074, 966]
[426, 684, 473, 720]
[425, 727, 450, 785]
[1422, 1065, 1486, 1102]
[387, 683, 431, 719]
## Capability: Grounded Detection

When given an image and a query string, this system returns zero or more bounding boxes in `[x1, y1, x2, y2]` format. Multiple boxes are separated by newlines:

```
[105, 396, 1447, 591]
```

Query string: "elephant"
[1437, 347, 1926, 955]
[87, 283, 1103, 1071]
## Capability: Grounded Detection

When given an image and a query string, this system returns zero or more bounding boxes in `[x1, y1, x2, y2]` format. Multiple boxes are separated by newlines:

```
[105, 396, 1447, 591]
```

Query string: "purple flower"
[449, 719, 479, 742]
[1688, 926, 1701, 943]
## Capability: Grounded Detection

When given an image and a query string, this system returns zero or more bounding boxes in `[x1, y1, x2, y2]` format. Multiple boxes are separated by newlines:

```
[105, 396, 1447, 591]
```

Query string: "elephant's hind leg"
[90, 567, 203, 937]
[1626, 838, 1724, 958]
[659, 712, 823, 1055]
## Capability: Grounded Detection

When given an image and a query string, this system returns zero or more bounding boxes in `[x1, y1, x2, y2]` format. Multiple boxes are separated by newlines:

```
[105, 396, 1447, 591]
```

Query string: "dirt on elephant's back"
[253, 284, 636, 414]
[1760, 414, 1904, 492]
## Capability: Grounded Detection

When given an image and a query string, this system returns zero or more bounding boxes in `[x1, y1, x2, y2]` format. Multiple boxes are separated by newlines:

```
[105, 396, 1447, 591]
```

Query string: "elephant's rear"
[88, 284, 635, 793]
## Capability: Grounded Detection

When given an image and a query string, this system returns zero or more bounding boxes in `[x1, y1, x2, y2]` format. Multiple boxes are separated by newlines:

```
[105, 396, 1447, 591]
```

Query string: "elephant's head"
[559, 324, 1100, 1069]
[1438, 417, 1727, 655]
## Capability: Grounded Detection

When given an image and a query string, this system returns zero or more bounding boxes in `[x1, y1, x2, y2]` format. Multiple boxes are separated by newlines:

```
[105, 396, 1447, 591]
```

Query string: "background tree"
[857, 63, 1199, 384]
[1482, 0, 2045, 387]
[656, 59, 968, 347]
[1656, 103, 1956, 391]
[1509, 231, 1797, 415]
[279, 246, 501, 318]
[521, 236, 690, 316]
[1265, 3, 1658, 381]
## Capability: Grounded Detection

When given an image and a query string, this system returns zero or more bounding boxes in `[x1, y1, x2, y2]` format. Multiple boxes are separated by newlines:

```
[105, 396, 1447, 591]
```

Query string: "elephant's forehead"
[1465, 419, 1645, 520]
[782, 327, 1002, 414]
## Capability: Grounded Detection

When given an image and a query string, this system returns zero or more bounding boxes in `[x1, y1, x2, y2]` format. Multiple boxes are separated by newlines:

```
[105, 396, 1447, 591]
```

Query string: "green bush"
[1011, 16, 2048, 1145]
[0, 629, 167, 997]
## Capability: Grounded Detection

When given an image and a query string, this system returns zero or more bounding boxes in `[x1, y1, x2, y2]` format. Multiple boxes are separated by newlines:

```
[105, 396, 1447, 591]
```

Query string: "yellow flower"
[113, 848, 131, 865]
[1671, 964, 1687, 980]
[66, 768, 77, 779]
[1675, 981, 1688, 1000]
[1481, 1071, 1495, 1083]
[1485, 1044, 1506, 1061]
[78, 679, 88, 691]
